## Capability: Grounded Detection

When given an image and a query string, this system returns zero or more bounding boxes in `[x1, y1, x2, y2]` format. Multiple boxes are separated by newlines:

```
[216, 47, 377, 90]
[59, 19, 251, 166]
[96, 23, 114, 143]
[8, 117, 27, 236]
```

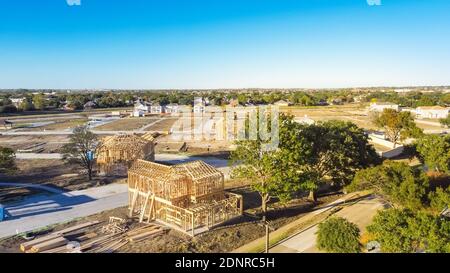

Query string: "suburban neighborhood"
[0, 1, 449, 272]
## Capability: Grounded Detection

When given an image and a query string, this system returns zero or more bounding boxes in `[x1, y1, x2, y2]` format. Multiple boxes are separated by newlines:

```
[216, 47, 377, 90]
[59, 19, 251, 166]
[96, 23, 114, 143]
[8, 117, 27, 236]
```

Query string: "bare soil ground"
[23, 119, 88, 131]
[0, 188, 343, 253]
[145, 118, 177, 132]
[0, 135, 69, 153]
[95, 117, 161, 131]
[282, 105, 378, 130]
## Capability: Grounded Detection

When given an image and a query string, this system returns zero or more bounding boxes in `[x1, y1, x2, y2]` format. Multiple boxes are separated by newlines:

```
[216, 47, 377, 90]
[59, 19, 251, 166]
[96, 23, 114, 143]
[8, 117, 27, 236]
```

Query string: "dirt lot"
[0, 187, 342, 253]
[95, 117, 161, 131]
[0, 135, 69, 153]
[145, 118, 178, 132]
[282, 105, 378, 130]
[22, 119, 88, 131]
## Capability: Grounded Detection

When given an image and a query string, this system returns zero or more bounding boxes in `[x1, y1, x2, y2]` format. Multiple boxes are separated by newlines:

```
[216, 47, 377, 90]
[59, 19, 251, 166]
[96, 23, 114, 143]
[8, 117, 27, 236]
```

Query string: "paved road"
[0, 183, 128, 239]
[270, 196, 385, 253]
[13, 152, 232, 176]
[15, 153, 63, 160]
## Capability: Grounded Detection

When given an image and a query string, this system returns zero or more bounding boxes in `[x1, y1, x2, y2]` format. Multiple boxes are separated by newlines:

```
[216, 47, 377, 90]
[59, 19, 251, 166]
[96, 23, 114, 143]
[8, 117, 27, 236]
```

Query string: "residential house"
[10, 98, 25, 108]
[369, 102, 400, 112]
[193, 97, 206, 113]
[83, 101, 97, 110]
[164, 103, 180, 114]
[134, 100, 151, 113]
[150, 103, 164, 114]
[228, 98, 239, 107]
[415, 106, 449, 119]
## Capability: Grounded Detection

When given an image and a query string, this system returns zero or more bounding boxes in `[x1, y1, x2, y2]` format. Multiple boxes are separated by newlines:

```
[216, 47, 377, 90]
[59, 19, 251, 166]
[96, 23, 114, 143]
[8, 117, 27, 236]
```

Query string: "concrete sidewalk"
[0, 183, 128, 239]
[270, 196, 385, 253]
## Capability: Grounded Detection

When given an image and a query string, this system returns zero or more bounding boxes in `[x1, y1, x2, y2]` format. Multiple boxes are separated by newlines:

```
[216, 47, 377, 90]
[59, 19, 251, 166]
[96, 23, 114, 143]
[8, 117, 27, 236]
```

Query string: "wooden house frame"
[128, 160, 243, 236]
[96, 133, 155, 176]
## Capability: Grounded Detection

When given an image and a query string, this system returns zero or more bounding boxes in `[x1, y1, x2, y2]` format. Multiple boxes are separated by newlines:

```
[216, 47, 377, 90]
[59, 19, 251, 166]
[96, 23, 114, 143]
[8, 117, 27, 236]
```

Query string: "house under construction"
[96, 133, 155, 176]
[127, 160, 243, 236]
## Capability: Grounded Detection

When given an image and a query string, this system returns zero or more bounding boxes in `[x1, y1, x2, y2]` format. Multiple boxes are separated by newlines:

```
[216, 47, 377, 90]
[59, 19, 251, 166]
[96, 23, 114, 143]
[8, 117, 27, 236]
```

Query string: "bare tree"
[62, 126, 99, 181]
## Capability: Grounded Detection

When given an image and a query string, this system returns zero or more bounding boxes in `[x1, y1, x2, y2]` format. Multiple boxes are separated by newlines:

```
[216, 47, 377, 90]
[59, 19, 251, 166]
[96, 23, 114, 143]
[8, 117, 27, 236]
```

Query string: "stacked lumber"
[83, 224, 166, 253]
[127, 224, 166, 243]
[101, 217, 128, 234]
[19, 221, 100, 253]
[19, 220, 167, 253]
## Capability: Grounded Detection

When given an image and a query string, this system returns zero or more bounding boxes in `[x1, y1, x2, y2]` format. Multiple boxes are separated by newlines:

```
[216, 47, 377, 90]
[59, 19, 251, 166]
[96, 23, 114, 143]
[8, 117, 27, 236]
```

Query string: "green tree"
[32, 94, 46, 110]
[429, 187, 450, 214]
[316, 217, 361, 253]
[373, 109, 423, 147]
[19, 97, 34, 111]
[440, 116, 450, 128]
[368, 208, 450, 253]
[283, 120, 380, 201]
[0, 146, 17, 174]
[62, 126, 99, 181]
[347, 161, 428, 210]
[415, 135, 450, 173]
[230, 114, 301, 219]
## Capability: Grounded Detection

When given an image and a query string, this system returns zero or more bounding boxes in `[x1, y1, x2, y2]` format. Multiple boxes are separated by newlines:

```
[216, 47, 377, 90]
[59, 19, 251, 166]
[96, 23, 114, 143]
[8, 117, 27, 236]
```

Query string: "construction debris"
[101, 217, 128, 234]
[19, 220, 166, 253]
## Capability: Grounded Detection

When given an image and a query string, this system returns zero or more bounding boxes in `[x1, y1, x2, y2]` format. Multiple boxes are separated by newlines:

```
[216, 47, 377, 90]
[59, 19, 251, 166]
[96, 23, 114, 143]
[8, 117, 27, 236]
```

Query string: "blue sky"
[0, 0, 449, 89]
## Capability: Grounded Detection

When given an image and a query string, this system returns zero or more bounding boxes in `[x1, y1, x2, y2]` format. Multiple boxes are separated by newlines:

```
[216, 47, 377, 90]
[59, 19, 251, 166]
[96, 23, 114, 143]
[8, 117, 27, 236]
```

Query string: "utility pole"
[258, 219, 274, 253]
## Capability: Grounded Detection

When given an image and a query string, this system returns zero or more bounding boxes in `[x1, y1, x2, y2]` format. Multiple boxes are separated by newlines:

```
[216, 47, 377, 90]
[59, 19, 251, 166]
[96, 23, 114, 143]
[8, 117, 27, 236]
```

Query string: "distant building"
[83, 101, 97, 110]
[164, 103, 180, 114]
[328, 98, 343, 105]
[134, 100, 152, 113]
[228, 98, 239, 107]
[10, 98, 25, 108]
[150, 103, 164, 114]
[132, 110, 145, 117]
[274, 100, 292, 107]
[369, 102, 400, 112]
[193, 97, 206, 113]
[415, 106, 449, 119]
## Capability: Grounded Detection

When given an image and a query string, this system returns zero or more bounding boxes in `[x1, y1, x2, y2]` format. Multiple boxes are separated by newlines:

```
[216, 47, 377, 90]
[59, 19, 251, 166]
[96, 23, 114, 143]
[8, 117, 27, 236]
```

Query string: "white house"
[133, 110, 145, 117]
[10, 98, 25, 108]
[134, 100, 151, 113]
[164, 103, 180, 114]
[415, 106, 449, 119]
[369, 102, 400, 112]
[193, 97, 206, 113]
[150, 103, 164, 114]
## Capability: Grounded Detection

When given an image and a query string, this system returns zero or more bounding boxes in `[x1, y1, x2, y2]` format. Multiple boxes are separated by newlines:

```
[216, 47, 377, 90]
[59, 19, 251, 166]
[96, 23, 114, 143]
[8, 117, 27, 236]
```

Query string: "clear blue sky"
[1, 0, 449, 89]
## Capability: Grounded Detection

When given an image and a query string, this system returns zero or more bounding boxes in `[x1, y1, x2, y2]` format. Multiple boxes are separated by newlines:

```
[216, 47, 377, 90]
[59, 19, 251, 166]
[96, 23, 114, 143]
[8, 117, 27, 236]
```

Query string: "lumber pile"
[101, 217, 128, 234]
[20, 221, 100, 253]
[19, 220, 167, 253]
[84, 224, 166, 253]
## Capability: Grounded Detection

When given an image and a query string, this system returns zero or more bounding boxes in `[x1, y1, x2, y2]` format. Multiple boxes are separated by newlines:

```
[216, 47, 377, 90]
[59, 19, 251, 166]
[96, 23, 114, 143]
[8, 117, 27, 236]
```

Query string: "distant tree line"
[1, 89, 450, 114]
